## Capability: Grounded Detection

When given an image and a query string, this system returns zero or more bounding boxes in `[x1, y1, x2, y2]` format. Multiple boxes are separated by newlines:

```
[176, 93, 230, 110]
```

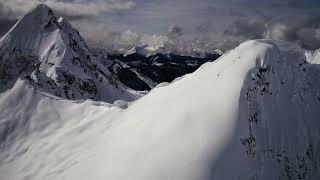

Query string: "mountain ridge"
[1, 39, 320, 180]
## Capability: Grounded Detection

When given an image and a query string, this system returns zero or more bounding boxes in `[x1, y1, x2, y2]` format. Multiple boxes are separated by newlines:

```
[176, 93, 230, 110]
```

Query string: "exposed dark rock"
[96, 51, 220, 91]
[117, 68, 150, 91]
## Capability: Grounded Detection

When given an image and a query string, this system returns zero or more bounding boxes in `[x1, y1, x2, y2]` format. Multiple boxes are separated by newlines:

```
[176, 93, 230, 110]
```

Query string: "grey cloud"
[195, 22, 212, 34]
[287, 0, 320, 9]
[167, 25, 184, 38]
[224, 18, 267, 39]
[72, 18, 142, 50]
[223, 15, 320, 50]
[1, 0, 320, 53]
[296, 28, 320, 49]
[0, 0, 136, 19]
[0, 0, 137, 38]
[265, 16, 320, 50]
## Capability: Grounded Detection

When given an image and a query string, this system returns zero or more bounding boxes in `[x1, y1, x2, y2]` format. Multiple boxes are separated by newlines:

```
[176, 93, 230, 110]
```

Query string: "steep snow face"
[217, 40, 320, 180]
[0, 4, 140, 102]
[1, 40, 320, 180]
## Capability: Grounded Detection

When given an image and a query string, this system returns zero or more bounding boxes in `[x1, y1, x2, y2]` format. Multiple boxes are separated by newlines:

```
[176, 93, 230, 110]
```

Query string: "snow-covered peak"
[0, 4, 58, 47]
[20, 3, 54, 26]
[34, 3, 51, 11]
[0, 4, 141, 102]
[123, 45, 148, 57]
[32, 4, 53, 17]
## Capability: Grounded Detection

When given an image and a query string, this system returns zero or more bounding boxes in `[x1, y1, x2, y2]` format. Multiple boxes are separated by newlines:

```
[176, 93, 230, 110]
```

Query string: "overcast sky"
[1, 0, 320, 51]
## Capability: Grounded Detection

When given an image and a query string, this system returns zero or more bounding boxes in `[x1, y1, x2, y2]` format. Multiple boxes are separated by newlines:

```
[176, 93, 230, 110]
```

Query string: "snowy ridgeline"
[1, 22, 320, 180]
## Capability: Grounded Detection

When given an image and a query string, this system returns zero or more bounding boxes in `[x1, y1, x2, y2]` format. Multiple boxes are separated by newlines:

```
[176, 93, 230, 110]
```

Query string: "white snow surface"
[305, 49, 320, 64]
[1, 25, 320, 180]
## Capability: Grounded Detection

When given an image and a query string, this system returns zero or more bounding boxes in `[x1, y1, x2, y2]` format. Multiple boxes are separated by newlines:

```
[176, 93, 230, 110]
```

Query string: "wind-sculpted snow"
[0, 4, 141, 103]
[0, 39, 320, 180]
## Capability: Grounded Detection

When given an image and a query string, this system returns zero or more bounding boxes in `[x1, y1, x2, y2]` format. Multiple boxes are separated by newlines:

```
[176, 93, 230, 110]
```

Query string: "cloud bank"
[224, 15, 320, 50]
[0, 0, 136, 18]
[0, 0, 320, 52]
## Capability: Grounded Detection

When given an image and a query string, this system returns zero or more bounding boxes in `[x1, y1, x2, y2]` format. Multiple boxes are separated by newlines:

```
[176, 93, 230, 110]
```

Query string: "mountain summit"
[0, 4, 139, 102]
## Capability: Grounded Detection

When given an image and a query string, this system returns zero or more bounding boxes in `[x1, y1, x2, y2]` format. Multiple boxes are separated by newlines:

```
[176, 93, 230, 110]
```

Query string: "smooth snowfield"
[1, 40, 320, 180]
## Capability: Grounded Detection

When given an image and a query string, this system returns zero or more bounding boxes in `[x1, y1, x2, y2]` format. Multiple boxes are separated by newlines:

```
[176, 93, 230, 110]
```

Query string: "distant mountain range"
[92, 47, 220, 91]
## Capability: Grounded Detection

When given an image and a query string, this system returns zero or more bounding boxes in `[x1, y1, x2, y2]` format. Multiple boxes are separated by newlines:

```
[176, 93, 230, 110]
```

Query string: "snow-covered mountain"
[1, 37, 320, 180]
[122, 45, 149, 57]
[0, 4, 141, 103]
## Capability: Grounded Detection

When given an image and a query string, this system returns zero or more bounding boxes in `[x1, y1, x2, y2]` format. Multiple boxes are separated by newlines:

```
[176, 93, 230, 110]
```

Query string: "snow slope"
[1, 39, 320, 180]
[0, 4, 141, 103]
